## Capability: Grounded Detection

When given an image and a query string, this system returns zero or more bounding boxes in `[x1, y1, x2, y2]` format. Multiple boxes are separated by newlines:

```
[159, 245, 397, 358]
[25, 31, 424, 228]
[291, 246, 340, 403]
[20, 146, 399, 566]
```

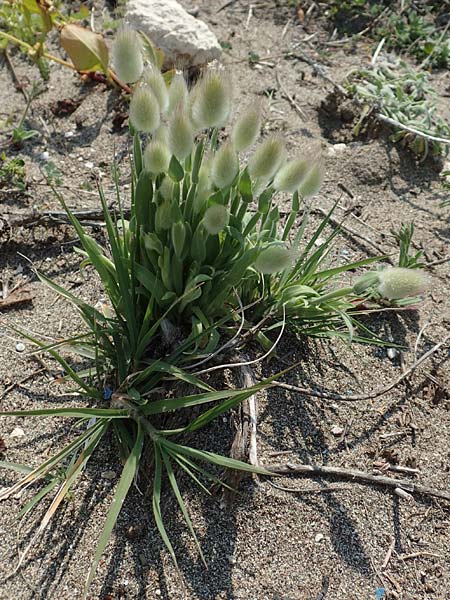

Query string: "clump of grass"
[0, 27, 430, 596]
[346, 60, 450, 159]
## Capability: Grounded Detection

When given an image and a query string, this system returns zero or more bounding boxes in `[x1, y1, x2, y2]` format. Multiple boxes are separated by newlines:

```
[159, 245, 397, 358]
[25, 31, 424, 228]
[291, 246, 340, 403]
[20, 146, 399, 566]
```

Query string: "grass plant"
[0, 27, 430, 595]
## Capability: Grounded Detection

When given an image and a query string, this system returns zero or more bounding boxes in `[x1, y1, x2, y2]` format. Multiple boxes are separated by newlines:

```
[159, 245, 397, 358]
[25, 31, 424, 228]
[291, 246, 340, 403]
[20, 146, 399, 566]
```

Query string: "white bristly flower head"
[168, 107, 193, 160]
[298, 161, 324, 198]
[168, 72, 189, 113]
[111, 28, 143, 83]
[248, 136, 287, 181]
[143, 66, 169, 113]
[231, 104, 261, 152]
[129, 85, 160, 133]
[211, 142, 239, 188]
[191, 70, 232, 129]
[202, 204, 230, 235]
[273, 157, 310, 193]
[143, 139, 170, 174]
[254, 245, 293, 274]
[377, 267, 429, 300]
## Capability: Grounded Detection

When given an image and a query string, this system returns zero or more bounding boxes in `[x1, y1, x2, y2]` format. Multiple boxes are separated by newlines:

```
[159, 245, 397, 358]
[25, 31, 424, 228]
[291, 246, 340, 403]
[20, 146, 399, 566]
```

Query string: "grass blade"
[85, 422, 145, 592]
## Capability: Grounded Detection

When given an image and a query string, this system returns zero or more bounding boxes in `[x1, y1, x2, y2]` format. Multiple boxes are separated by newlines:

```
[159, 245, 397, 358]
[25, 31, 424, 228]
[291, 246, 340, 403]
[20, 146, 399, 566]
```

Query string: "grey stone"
[126, 0, 222, 67]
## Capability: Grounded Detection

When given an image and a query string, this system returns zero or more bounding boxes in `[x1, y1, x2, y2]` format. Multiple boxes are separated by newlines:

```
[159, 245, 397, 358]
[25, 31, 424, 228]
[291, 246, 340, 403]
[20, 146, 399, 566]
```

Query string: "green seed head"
[153, 124, 169, 145]
[202, 204, 230, 235]
[143, 139, 170, 174]
[231, 104, 261, 151]
[168, 72, 189, 113]
[248, 136, 287, 180]
[298, 161, 324, 198]
[211, 142, 239, 189]
[159, 176, 174, 201]
[273, 157, 310, 193]
[111, 28, 143, 84]
[143, 66, 169, 113]
[168, 107, 193, 160]
[191, 70, 232, 129]
[254, 245, 293, 274]
[129, 85, 160, 133]
[377, 267, 429, 300]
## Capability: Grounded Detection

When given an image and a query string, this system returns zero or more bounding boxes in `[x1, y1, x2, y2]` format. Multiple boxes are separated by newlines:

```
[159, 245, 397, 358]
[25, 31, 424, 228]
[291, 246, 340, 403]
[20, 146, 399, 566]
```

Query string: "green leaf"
[85, 424, 145, 592]
[162, 439, 270, 475]
[60, 24, 109, 73]
[152, 443, 178, 566]
[168, 155, 184, 182]
[1, 408, 129, 418]
[161, 450, 206, 566]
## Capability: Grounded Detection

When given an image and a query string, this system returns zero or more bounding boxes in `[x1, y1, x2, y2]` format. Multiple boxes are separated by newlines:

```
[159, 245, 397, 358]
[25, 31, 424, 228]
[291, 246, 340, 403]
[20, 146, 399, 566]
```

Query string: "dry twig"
[264, 462, 450, 502]
[270, 335, 450, 403]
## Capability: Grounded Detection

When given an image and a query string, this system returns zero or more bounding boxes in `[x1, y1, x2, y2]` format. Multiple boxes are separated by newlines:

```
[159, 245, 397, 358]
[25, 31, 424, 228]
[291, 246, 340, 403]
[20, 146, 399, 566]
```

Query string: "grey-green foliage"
[346, 60, 450, 158]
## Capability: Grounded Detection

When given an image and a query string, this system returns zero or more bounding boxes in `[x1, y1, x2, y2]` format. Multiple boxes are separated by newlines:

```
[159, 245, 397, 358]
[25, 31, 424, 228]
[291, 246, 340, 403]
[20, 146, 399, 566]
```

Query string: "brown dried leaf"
[60, 24, 109, 73]
[0, 286, 34, 310]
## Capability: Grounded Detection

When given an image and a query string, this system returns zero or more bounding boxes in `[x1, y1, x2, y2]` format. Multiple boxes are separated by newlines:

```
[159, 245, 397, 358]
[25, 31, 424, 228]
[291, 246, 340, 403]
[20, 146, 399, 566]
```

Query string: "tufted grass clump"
[0, 28, 430, 596]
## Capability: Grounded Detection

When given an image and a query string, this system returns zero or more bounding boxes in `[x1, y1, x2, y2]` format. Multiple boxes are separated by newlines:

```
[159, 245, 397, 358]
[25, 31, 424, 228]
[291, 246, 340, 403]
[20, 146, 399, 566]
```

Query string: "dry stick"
[376, 113, 450, 146]
[0, 368, 46, 400]
[270, 335, 450, 403]
[241, 364, 258, 468]
[275, 69, 307, 120]
[381, 537, 396, 570]
[311, 206, 392, 260]
[0, 207, 131, 230]
[264, 462, 450, 502]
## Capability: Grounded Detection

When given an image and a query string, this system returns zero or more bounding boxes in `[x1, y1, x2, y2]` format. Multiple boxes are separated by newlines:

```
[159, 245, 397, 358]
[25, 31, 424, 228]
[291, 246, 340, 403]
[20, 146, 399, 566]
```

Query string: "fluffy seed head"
[168, 108, 193, 160]
[144, 139, 170, 174]
[111, 28, 143, 83]
[154, 124, 169, 145]
[168, 72, 189, 113]
[211, 142, 239, 188]
[273, 157, 310, 193]
[143, 66, 169, 113]
[231, 105, 261, 151]
[298, 161, 324, 198]
[254, 246, 293, 274]
[202, 204, 230, 235]
[377, 267, 429, 300]
[129, 85, 160, 133]
[191, 70, 232, 129]
[159, 176, 174, 201]
[248, 136, 287, 180]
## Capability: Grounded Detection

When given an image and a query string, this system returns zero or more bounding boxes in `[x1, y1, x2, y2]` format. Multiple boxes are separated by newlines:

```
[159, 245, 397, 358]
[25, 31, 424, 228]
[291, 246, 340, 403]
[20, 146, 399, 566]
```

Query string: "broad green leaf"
[60, 24, 109, 73]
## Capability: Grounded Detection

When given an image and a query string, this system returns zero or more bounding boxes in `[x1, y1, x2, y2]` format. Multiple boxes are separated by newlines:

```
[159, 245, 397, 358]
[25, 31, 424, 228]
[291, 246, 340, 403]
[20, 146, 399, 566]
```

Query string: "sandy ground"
[1, 1, 450, 599]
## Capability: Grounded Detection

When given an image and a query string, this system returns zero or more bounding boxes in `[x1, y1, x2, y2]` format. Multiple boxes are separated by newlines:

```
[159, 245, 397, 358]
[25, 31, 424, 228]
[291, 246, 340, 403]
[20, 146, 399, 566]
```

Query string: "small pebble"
[227, 555, 237, 565]
[101, 470, 117, 480]
[315, 533, 324, 543]
[387, 348, 399, 360]
[10, 427, 25, 438]
[85, 161, 94, 169]
[331, 425, 344, 436]
[64, 131, 75, 139]
[39, 151, 50, 161]
[15, 342, 25, 353]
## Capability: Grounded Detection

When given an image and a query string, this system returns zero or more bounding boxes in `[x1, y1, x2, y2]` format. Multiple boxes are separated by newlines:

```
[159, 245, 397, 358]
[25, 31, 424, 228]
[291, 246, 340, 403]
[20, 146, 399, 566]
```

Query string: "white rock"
[39, 151, 50, 161]
[10, 427, 25, 438]
[331, 425, 344, 436]
[126, 0, 222, 67]
[15, 342, 25, 352]
[315, 533, 324, 543]
[327, 143, 347, 157]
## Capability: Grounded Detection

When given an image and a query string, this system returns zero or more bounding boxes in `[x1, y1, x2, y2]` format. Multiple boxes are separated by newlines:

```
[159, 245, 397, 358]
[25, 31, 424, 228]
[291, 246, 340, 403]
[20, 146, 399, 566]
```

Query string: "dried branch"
[264, 461, 450, 502]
